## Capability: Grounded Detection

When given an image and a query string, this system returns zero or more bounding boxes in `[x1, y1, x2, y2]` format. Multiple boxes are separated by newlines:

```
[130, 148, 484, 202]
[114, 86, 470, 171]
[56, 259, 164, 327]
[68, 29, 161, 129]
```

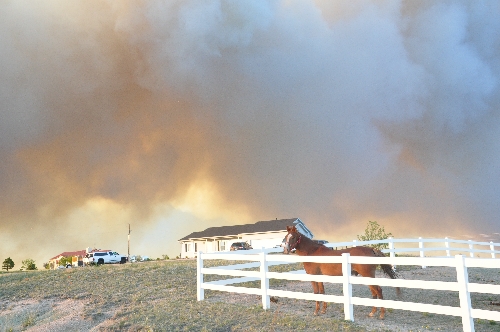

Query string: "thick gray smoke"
[1, 1, 499, 266]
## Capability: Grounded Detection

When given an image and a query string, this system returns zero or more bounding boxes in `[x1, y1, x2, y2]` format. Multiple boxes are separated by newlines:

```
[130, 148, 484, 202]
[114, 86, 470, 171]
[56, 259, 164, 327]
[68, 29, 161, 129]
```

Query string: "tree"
[357, 221, 393, 251]
[2, 257, 15, 271]
[21, 258, 37, 271]
[58, 256, 72, 267]
[162, 254, 169, 260]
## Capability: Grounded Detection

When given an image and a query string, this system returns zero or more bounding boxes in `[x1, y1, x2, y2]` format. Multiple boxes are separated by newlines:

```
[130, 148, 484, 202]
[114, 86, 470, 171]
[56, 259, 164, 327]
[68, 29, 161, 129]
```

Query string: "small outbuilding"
[178, 218, 313, 258]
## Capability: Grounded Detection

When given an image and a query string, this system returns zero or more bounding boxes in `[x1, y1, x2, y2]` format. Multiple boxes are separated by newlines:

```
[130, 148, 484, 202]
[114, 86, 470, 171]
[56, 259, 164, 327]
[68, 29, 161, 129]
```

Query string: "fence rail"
[197, 238, 500, 332]
[331, 237, 500, 260]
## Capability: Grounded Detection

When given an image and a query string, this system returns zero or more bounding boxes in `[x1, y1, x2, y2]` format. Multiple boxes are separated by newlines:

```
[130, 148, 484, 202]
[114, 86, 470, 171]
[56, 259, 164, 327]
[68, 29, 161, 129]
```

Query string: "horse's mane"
[293, 229, 324, 248]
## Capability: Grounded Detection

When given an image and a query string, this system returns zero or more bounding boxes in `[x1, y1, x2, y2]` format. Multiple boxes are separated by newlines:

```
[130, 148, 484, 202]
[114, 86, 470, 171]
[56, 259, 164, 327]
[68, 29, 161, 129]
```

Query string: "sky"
[1, 0, 500, 269]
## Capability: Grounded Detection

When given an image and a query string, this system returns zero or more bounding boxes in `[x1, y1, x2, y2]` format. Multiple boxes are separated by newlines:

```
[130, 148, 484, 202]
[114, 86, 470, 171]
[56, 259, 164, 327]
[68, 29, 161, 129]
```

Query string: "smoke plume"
[1, 1, 499, 265]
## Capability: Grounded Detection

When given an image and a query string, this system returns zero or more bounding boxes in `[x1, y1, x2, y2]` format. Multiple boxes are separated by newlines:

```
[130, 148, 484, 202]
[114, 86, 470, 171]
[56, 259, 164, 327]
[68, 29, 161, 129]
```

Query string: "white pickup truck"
[85, 251, 127, 265]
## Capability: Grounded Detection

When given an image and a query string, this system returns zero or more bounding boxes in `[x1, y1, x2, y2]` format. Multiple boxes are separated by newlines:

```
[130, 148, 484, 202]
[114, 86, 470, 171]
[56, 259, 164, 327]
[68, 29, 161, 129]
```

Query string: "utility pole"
[128, 224, 131, 259]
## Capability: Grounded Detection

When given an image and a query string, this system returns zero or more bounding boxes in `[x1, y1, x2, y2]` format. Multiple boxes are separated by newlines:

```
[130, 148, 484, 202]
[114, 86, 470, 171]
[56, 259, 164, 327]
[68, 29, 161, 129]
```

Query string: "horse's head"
[283, 225, 302, 254]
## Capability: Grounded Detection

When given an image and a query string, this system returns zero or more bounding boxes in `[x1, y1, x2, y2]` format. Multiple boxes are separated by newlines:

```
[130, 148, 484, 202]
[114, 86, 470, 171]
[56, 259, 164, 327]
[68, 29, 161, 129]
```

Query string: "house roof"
[178, 218, 310, 241]
[49, 249, 111, 261]
[49, 250, 86, 261]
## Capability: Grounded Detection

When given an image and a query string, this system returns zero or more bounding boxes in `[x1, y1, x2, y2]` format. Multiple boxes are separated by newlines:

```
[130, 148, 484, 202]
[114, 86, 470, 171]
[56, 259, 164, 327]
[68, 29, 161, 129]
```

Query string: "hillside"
[0, 260, 366, 331]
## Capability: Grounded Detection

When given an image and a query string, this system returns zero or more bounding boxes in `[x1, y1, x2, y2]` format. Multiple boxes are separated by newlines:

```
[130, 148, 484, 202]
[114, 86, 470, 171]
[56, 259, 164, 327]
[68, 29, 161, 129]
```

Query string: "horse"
[283, 225, 400, 319]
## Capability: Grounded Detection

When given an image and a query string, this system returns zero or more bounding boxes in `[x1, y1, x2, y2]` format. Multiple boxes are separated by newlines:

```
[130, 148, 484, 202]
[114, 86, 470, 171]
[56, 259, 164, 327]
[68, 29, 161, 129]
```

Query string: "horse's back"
[302, 246, 376, 276]
[348, 246, 377, 257]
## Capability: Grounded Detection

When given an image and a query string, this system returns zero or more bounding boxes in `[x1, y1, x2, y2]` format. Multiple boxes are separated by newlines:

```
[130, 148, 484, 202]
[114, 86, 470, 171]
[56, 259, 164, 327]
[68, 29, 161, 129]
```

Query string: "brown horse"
[283, 226, 399, 319]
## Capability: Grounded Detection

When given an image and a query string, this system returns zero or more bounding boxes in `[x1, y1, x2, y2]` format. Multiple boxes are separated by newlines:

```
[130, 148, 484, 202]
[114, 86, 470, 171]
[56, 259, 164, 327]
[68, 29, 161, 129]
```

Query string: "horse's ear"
[286, 226, 292, 232]
[291, 226, 297, 232]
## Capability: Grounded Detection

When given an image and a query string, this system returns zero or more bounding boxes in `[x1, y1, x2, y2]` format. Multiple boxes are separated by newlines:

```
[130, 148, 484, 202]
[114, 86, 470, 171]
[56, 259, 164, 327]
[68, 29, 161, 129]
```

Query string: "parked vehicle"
[230, 242, 253, 251]
[313, 240, 329, 245]
[85, 251, 127, 265]
[129, 255, 149, 262]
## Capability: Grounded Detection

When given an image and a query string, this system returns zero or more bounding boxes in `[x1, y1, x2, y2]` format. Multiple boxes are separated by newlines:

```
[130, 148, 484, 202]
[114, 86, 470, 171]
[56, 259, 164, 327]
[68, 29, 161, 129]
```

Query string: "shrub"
[58, 256, 73, 267]
[21, 258, 37, 271]
[357, 221, 393, 250]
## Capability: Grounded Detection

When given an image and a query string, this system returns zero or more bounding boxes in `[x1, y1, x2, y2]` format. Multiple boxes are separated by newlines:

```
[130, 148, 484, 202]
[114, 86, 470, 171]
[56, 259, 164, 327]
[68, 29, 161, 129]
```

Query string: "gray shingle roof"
[178, 218, 301, 241]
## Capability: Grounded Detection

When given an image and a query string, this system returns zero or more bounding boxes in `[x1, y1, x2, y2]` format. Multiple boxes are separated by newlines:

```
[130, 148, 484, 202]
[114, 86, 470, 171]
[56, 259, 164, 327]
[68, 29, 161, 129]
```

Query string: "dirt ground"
[1, 263, 499, 331]
[206, 265, 500, 331]
[0, 298, 119, 332]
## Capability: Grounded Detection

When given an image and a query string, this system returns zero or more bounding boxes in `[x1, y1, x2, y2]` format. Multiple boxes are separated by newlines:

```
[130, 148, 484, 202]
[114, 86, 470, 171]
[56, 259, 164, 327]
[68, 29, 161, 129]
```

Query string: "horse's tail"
[373, 248, 402, 298]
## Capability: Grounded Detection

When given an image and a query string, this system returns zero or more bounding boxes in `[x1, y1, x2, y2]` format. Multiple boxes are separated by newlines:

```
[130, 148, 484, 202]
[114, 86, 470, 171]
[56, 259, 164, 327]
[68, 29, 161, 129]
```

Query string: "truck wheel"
[120, 257, 126, 264]
[97, 258, 104, 265]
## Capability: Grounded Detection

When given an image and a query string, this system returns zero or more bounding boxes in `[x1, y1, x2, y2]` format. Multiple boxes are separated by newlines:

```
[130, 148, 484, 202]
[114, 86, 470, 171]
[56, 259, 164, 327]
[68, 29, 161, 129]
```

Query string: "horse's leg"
[318, 282, 327, 314]
[367, 285, 385, 319]
[377, 285, 385, 319]
[311, 281, 320, 315]
[368, 285, 378, 318]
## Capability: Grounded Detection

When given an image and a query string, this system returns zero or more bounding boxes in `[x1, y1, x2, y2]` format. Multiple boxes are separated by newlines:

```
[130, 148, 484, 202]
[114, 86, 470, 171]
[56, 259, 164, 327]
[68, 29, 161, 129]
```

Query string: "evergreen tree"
[2, 257, 15, 271]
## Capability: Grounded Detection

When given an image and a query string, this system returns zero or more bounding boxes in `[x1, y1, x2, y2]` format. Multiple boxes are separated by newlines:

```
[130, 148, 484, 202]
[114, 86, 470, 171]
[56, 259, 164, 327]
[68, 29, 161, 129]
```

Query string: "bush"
[357, 221, 393, 250]
[58, 256, 73, 267]
[21, 258, 37, 271]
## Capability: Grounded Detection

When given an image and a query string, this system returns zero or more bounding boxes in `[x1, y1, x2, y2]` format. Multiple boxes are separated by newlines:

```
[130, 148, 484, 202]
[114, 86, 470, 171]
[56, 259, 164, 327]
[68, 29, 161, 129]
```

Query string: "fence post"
[468, 240, 474, 258]
[197, 251, 204, 301]
[260, 251, 270, 310]
[445, 237, 451, 257]
[491, 242, 496, 259]
[342, 253, 354, 321]
[419, 237, 426, 268]
[388, 237, 395, 259]
[455, 255, 474, 332]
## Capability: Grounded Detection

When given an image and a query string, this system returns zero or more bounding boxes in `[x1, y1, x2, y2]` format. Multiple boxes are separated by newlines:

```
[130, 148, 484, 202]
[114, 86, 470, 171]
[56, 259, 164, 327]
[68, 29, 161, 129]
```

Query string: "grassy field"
[2, 259, 499, 331]
[0, 260, 369, 331]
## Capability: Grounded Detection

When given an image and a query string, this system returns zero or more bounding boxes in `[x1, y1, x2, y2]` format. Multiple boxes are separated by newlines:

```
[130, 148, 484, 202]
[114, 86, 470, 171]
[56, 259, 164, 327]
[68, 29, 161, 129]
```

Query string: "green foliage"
[357, 221, 393, 250]
[43, 262, 50, 270]
[59, 256, 73, 266]
[162, 254, 169, 260]
[21, 258, 37, 271]
[2, 257, 15, 271]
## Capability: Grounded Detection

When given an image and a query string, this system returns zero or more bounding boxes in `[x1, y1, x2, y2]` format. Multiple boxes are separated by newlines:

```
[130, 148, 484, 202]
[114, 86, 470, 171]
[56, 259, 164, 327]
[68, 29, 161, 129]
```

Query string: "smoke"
[1, 0, 499, 266]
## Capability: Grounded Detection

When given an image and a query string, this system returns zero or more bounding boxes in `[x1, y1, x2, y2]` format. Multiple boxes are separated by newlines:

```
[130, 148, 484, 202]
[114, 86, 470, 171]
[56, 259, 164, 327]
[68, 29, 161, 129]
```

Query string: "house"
[48, 249, 87, 269]
[48, 248, 110, 269]
[178, 218, 313, 258]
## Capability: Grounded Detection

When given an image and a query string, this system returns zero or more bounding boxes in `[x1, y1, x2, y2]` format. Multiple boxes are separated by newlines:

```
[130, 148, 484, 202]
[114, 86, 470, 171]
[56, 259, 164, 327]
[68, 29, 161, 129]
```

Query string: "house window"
[194, 243, 197, 252]
[220, 241, 225, 251]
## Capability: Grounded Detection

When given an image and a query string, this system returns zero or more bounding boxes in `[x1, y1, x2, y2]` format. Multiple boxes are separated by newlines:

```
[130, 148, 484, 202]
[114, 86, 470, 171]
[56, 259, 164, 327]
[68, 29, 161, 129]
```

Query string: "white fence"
[197, 238, 500, 332]
[336, 237, 500, 260]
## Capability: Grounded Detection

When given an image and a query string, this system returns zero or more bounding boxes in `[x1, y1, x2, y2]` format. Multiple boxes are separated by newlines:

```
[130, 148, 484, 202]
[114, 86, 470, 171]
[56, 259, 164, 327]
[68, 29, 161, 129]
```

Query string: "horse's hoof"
[368, 313, 374, 318]
[313, 312, 319, 316]
[379, 316, 385, 320]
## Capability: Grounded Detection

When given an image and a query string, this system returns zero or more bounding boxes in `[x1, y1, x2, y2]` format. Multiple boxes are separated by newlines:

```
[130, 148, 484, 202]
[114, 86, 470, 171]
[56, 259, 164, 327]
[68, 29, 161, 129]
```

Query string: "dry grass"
[205, 262, 500, 332]
[0, 260, 367, 331]
[1, 260, 499, 331]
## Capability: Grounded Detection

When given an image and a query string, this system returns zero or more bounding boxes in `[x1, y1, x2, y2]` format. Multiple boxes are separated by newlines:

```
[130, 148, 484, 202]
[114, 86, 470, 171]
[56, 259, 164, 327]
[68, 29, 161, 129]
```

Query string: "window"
[194, 243, 197, 252]
[220, 241, 225, 251]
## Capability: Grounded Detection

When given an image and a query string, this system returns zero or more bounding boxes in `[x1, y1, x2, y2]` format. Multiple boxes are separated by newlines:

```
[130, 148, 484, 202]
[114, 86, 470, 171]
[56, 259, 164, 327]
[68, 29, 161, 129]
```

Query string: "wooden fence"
[197, 238, 500, 332]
